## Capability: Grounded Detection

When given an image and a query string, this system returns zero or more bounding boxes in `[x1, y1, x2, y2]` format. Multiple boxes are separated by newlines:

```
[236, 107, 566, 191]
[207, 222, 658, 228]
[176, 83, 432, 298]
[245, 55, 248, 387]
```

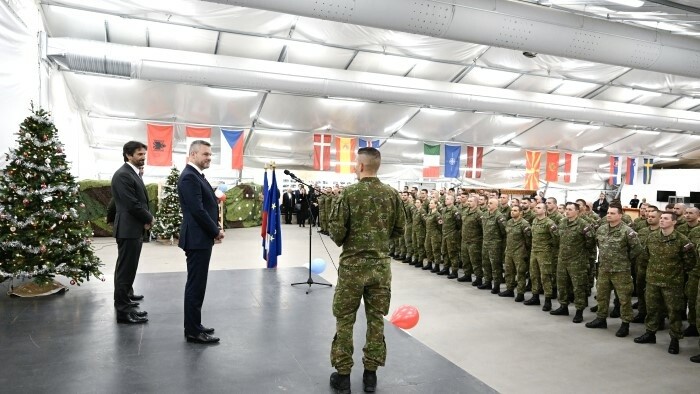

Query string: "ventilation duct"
[46, 38, 700, 133]
[203, 0, 700, 79]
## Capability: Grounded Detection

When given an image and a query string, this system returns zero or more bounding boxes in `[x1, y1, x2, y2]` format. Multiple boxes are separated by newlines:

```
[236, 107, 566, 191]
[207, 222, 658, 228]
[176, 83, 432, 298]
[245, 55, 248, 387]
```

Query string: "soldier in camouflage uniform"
[411, 199, 427, 268]
[633, 203, 649, 232]
[318, 192, 326, 233]
[499, 194, 511, 220]
[683, 206, 700, 337]
[395, 192, 409, 261]
[693, 281, 700, 362]
[460, 195, 484, 285]
[546, 197, 564, 299]
[632, 207, 659, 324]
[551, 202, 596, 323]
[521, 198, 535, 224]
[525, 202, 559, 311]
[402, 193, 415, 264]
[424, 200, 443, 273]
[328, 147, 404, 393]
[478, 198, 507, 293]
[502, 204, 531, 300]
[673, 203, 687, 227]
[586, 205, 642, 338]
[577, 199, 600, 294]
[634, 211, 695, 355]
[478, 194, 488, 214]
[438, 194, 461, 278]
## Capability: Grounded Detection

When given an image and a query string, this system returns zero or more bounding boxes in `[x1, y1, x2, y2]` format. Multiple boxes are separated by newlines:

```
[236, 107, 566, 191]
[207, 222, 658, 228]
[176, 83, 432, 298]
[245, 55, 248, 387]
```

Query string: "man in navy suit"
[110, 141, 152, 324]
[178, 140, 224, 344]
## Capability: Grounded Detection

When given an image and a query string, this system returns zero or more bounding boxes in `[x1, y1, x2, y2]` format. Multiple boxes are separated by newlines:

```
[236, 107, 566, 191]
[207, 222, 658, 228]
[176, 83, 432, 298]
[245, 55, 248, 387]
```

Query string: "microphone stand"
[287, 172, 332, 294]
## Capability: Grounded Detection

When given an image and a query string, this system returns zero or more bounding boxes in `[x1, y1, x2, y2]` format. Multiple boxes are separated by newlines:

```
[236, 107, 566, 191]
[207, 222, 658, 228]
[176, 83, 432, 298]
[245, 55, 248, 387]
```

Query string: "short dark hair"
[566, 202, 579, 211]
[357, 147, 381, 171]
[662, 211, 677, 221]
[189, 140, 211, 154]
[608, 203, 623, 214]
[122, 141, 147, 162]
[547, 197, 558, 204]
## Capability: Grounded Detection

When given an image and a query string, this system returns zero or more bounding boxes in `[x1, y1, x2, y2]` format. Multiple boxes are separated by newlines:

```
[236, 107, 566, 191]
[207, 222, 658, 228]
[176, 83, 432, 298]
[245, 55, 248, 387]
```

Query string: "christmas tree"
[151, 166, 182, 242]
[0, 106, 102, 285]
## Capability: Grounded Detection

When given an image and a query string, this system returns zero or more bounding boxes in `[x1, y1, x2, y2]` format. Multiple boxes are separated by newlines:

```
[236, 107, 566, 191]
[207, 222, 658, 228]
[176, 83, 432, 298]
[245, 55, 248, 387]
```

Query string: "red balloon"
[390, 305, 419, 329]
[218, 194, 227, 202]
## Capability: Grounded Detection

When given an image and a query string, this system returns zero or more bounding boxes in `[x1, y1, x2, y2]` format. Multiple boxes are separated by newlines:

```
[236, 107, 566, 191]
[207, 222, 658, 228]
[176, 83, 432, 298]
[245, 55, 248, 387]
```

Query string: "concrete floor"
[91, 224, 700, 394]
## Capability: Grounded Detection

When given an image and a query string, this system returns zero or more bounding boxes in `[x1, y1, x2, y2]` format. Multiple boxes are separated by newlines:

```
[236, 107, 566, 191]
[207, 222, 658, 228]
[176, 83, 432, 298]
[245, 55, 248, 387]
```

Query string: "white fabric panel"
[347, 52, 416, 76]
[217, 33, 285, 60]
[146, 22, 219, 54]
[665, 97, 700, 111]
[106, 15, 148, 46]
[41, 5, 105, 40]
[507, 75, 564, 94]
[399, 111, 485, 142]
[460, 68, 521, 88]
[614, 69, 700, 97]
[511, 122, 633, 152]
[550, 80, 600, 97]
[283, 40, 356, 69]
[407, 61, 464, 82]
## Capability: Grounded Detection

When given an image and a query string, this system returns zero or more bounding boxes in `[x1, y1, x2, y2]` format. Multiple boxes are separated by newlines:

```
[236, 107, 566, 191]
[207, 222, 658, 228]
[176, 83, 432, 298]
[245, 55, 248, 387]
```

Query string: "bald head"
[355, 147, 381, 178]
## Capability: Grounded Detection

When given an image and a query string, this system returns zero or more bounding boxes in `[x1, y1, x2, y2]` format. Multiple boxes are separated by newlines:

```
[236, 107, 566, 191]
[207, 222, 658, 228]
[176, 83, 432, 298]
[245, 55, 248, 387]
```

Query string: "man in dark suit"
[593, 192, 609, 218]
[178, 140, 224, 344]
[110, 141, 152, 324]
[282, 188, 295, 224]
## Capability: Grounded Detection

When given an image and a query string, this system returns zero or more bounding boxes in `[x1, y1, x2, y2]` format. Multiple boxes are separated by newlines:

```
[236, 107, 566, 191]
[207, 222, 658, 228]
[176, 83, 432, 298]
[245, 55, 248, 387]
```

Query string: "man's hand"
[215, 230, 225, 240]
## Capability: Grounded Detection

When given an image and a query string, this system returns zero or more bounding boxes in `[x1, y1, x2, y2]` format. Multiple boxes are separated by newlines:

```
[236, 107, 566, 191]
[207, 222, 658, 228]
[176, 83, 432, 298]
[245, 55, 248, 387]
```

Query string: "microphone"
[284, 169, 296, 179]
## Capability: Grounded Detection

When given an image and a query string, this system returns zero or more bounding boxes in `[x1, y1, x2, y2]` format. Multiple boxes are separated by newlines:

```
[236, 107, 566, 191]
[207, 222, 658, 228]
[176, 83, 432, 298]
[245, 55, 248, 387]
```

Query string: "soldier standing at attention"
[632, 207, 660, 324]
[411, 199, 427, 268]
[633, 203, 649, 232]
[586, 205, 642, 338]
[460, 195, 484, 285]
[402, 193, 415, 264]
[551, 202, 595, 323]
[478, 198, 507, 293]
[499, 193, 511, 219]
[546, 197, 564, 299]
[683, 206, 700, 337]
[424, 200, 443, 273]
[438, 194, 461, 278]
[521, 198, 535, 224]
[525, 202, 559, 311]
[317, 190, 327, 234]
[328, 147, 404, 394]
[502, 204, 531, 300]
[673, 203, 687, 227]
[634, 210, 695, 354]
[394, 192, 409, 261]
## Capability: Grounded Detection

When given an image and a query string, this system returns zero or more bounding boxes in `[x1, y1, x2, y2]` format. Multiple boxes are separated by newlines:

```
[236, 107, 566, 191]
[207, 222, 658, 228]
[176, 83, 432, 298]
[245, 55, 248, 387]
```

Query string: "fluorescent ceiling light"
[599, 163, 610, 168]
[510, 159, 526, 165]
[260, 143, 291, 151]
[324, 98, 366, 106]
[421, 108, 455, 116]
[402, 152, 424, 159]
[566, 124, 600, 131]
[493, 132, 517, 144]
[257, 119, 292, 129]
[607, 0, 644, 8]
[656, 157, 679, 162]
[659, 152, 677, 156]
[583, 143, 604, 151]
[208, 87, 259, 98]
[386, 139, 418, 145]
[254, 130, 292, 137]
[583, 152, 607, 157]
[634, 130, 660, 135]
[493, 146, 521, 152]
[254, 157, 294, 165]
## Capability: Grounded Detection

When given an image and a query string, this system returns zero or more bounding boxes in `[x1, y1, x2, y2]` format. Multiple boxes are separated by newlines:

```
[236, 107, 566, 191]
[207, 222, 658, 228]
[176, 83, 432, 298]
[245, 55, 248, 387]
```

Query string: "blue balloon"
[217, 184, 229, 192]
[310, 258, 327, 274]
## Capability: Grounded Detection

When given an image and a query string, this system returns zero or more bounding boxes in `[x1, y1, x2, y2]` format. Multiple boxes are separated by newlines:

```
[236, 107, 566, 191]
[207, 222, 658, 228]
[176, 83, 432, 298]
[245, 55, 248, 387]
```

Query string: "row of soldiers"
[320, 187, 700, 362]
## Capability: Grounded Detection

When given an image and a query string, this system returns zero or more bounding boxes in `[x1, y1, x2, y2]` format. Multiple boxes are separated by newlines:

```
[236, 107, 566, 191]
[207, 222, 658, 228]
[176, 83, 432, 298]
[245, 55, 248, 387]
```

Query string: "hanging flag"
[643, 158, 654, 184]
[545, 151, 560, 182]
[221, 129, 244, 170]
[335, 137, 357, 174]
[524, 150, 542, 190]
[444, 144, 461, 178]
[609, 156, 621, 185]
[358, 138, 381, 149]
[265, 168, 282, 268]
[423, 143, 440, 178]
[563, 153, 578, 183]
[261, 170, 269, 259]
[625, 157, 637, 185]
[464, 146, 484, 179]
[146, 124, 173, 166]
[185, 126, 211, 149]
[313, 134, 332, 171]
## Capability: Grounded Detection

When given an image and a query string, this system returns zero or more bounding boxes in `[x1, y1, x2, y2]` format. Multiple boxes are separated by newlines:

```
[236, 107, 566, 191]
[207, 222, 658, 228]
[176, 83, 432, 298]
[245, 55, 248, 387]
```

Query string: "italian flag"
[423, 143, 440, 178]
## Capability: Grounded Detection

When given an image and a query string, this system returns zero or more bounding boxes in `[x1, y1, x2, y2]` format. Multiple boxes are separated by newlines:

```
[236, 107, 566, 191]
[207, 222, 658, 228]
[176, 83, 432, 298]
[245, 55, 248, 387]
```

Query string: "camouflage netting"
[77, 180, 262, 236]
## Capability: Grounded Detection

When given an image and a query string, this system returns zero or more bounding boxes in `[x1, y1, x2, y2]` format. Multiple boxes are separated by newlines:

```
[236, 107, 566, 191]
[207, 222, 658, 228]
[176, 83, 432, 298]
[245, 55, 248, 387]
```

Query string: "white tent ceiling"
[31, 0, 700, 186]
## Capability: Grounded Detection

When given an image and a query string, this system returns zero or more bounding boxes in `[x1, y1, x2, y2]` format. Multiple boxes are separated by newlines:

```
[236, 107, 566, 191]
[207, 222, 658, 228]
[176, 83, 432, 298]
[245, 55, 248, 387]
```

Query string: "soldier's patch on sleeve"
[684, 242, 695, 252]
[523, 226, 531, 236]
[627, 230, 637, 239]
[550, 224, 558, 232]
[498, 217, 505, 223]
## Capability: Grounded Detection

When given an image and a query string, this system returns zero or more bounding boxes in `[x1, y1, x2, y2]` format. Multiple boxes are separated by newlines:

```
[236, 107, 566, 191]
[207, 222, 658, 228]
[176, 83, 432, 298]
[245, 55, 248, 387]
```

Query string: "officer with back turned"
[327, 147, 404, 394]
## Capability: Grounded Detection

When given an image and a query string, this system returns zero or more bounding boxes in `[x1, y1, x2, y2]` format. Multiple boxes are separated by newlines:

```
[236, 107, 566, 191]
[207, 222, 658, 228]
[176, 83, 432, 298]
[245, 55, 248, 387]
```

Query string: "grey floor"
[2, 223, 700, 393]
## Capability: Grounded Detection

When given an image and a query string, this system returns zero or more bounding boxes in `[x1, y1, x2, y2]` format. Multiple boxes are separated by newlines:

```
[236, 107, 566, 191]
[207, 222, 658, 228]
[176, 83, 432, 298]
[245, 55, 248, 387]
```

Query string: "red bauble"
[22, 198, 29, 206]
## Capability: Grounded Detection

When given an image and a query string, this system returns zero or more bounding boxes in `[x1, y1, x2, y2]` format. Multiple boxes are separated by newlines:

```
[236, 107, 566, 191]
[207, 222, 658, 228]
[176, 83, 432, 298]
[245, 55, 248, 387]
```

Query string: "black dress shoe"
[200, 326, 215, 334]
[117, 312, 148, 324]
[132, 310, 148, 318]
[690, 354, 700, 363]
[129, 294, 144, 301]
[185, 332, 220, 344]
[128, 301, 140, 307]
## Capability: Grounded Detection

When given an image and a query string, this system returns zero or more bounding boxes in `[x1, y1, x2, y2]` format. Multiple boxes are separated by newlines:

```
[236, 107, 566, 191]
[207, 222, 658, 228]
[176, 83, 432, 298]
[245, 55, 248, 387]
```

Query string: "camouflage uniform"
[403, 201, 414, 260]
[622, 213, 633, 226]
[481, 210, 506, 284]
[522, 209, 535, 224]
[557, 217, 596, 310]
[460, 207, 483, 279]
[505, 218, 531, 294]
[643, 229, 695, 339]
[530, 217, 559, 298]
[440, 205, 461, 271]
[411, 207, 426, 264]
[595, 223, 642, 323]
[633, 216, 648, 232]
[686, 226, 700, 328]
[424, 210, 442, 266]
[328, 177, 404, 374]
[581, 212, 600, 290]
[635, 226, 654, 317]
[547, 211, 564, 291]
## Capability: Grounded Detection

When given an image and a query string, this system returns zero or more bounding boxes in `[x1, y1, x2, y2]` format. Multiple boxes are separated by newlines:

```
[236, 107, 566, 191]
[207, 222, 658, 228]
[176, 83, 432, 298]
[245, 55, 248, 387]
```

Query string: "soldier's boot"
[392, 254, 403, 261]
[363, 370, 377, 393]
[632, 301, 639, 309]
[388, 252, 395, 258]
[447, 269, 459, 279]
[631, 313, 646, 323]
[683, 324, 700, 337]
[615, 322, 630, 338]
[542, 298, 552, 312]
[525, 279, 532, 292]
[499, 289, 515, 298]
[585, 318, 607, 329]
[551, 287, 557, 300]
[514, 293, 525, 302]
[573, 309, 584, 324]
[422, 261, 433, 271]
[490, 282, 500, 294]
[610, 304, 621, 319]
[329, 372, 351, 394]
[402, 256, 412, 264]
[471, 277, 483, 287]
[524, 294, 540, 306]
[690, 354, 700, 363]
[457, 274, 472, 282]
[437, 266, 450, 276]
[633, 331, 656, 344]
[590, 305, 599, 313]
[668, 338, 680, 355]
[550, 304, 569, 316]
[477, 281, 492, 290]
[430, 264, 441, 273]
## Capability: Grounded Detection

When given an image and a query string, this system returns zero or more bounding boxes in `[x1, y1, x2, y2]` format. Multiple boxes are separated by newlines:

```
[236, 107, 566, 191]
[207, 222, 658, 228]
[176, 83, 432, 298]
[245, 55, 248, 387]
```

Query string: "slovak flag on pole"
[625, 157, 637, 185]
[609, 156, 621, 185]
[261, 169, 269, 259]
[265, 168, 282, 268]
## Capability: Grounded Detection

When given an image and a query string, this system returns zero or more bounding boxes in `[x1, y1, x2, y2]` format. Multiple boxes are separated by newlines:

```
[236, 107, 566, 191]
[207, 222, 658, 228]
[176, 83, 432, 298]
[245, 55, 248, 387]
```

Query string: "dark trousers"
[284, 208, 293, 224]
[114, 238, 142, 312]
[184, 248, 212, 335]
